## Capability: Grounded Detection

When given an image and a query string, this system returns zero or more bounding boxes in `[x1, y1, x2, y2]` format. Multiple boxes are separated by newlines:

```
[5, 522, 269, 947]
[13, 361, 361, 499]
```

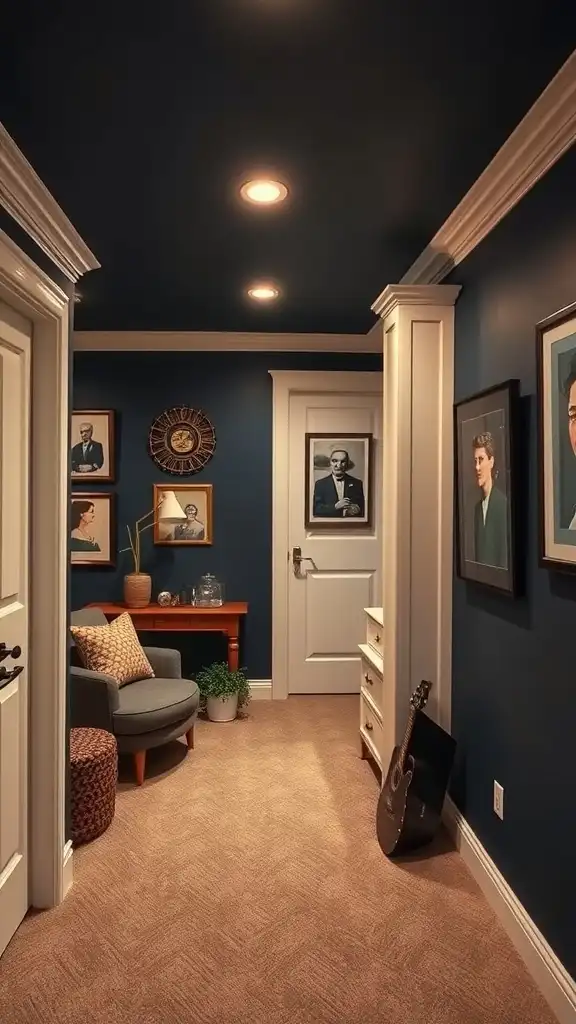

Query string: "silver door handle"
[292, 547, 317, 576]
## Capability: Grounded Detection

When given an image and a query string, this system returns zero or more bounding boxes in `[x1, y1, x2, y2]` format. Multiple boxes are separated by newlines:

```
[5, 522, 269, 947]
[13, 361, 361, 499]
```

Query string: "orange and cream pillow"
[70, 612, 154, 687]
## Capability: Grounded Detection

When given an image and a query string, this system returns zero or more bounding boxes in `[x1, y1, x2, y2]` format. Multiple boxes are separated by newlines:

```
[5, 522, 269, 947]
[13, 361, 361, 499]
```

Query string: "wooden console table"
[86, 602, 248, 671]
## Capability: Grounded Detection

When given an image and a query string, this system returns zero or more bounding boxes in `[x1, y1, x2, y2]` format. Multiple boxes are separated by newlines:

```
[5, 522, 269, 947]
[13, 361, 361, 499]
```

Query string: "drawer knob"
[374, 633, 381, 643]
[365, 721, 373, 731]
[364, 672, 373, 685]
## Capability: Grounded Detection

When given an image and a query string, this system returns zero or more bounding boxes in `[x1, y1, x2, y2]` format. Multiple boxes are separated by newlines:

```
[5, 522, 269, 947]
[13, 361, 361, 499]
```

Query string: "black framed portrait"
[536, 301, 576, 572]
[304, 433, 373, 528]
[454, 380, 520, 595]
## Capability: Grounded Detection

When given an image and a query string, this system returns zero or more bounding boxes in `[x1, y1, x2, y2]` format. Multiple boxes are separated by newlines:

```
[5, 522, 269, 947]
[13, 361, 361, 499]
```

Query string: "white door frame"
[0, 228, 71, 908]
[270, 369, 383, 700]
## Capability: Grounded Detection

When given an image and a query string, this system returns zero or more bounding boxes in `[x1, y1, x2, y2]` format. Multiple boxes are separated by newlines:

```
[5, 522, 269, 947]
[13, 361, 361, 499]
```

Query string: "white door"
[0, 301, 30, 957]
[288, 386, 382, 693]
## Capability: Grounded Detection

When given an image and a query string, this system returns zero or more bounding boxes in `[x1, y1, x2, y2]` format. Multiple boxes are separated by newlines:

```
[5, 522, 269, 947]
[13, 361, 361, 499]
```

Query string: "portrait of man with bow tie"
[306, 434, 373, 528]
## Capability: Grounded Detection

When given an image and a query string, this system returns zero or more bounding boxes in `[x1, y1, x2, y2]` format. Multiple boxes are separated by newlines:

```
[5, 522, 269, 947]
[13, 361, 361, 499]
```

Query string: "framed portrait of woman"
[70, 492, 115, 566]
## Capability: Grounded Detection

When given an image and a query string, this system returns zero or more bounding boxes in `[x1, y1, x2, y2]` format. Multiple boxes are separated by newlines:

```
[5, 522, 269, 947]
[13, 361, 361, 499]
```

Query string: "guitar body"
[376, 747, 414, 855]
[376, 704, 456, 858]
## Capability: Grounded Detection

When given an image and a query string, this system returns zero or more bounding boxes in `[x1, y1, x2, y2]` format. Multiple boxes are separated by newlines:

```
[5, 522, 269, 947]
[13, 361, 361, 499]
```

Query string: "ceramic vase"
[206, 693, 239, 723]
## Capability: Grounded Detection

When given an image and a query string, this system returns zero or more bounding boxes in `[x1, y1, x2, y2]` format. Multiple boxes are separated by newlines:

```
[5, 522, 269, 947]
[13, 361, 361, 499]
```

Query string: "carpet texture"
[0, 696, 556, 1024]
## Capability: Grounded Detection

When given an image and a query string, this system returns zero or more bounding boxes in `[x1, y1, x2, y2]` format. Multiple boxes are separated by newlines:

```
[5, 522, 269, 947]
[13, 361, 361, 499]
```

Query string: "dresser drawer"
[360, 655, 382, 714]
[360, 691, 383, 765]
[366, 616, 383, 659]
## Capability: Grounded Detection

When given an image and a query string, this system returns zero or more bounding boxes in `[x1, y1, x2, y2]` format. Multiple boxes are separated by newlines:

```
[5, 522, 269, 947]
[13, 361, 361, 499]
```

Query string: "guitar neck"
[398, 708, 417, 772]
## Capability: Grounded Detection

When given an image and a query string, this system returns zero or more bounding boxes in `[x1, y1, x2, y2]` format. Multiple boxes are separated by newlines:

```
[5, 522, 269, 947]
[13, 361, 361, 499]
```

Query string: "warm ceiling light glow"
[240, 179, 288, 205]
[247, 283, 280, 301]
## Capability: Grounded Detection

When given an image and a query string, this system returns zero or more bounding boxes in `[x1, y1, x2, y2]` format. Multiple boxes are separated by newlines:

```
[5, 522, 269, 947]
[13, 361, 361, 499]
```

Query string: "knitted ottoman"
[70, 728, 118, 845]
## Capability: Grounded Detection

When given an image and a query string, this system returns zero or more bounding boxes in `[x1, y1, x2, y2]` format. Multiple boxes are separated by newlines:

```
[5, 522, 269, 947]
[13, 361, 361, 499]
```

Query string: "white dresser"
[358, 607, 384, 770]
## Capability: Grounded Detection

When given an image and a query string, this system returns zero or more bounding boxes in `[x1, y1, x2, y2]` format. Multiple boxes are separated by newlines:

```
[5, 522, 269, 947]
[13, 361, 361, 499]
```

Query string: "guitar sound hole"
[391, 765, 401, 791]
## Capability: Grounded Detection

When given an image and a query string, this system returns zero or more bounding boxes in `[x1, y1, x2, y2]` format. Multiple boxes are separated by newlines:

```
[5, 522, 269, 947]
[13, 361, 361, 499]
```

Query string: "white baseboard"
[62, 840, 74, 899]
[249, 679, 272, 700]
[444, 797, 576, 1024]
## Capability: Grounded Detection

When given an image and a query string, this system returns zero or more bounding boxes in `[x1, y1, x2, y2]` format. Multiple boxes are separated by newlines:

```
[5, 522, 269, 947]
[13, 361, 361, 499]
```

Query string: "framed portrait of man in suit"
[454, 380, 521, 596]
[71, 410, 115, 482]
[536, 301, 576, 572]
[305, 433, 373, 529]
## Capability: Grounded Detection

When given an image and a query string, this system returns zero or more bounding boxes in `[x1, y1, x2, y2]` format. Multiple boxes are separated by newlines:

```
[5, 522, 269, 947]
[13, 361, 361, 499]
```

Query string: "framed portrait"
[71, 410, 115, 482]
[153, 484, 213, 546]
[454, 380, 520, 595]
[536, 301, 576, 572]
[305, 433, 373, 528]
[70, 492, 115, 566]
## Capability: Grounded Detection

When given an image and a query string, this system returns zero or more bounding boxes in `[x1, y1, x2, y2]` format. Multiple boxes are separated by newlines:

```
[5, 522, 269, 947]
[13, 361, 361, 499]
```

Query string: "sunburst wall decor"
[148, 406, 216, 475]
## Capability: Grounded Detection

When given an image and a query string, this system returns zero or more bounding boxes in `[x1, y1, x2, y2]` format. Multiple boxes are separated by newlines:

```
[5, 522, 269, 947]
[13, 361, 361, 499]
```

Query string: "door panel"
[0, 300, 30, 958]
[305, 572, 373, 656]
[288, 389, 382, 694]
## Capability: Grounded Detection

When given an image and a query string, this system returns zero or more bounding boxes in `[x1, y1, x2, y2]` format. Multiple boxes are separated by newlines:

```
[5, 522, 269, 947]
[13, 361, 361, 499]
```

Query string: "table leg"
[227, 630, 239, 671]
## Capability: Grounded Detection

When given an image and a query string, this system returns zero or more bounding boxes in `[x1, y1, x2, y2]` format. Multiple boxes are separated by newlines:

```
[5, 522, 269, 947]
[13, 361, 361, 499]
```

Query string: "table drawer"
[360, 692, 383, 766]
[360, 656, 382, 714]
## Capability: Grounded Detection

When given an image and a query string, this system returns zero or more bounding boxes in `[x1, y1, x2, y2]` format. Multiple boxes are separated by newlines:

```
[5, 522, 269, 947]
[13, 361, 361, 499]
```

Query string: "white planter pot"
[206, 692, 239, 722]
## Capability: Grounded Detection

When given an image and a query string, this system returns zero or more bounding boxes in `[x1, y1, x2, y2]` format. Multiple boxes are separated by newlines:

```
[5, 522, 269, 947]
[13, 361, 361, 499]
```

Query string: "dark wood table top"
[86, 601, 248, 616]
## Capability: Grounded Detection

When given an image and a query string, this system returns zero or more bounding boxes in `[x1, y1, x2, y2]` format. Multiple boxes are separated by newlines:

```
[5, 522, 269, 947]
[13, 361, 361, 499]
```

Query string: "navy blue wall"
[450, 145, 576, 976]
[72, 350, 381, 678]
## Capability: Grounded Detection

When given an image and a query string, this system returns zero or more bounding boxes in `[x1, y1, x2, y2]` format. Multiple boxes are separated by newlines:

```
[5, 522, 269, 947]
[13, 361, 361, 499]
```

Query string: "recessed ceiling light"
[247, 283, 280, 301]
[240, 179, 288, 205]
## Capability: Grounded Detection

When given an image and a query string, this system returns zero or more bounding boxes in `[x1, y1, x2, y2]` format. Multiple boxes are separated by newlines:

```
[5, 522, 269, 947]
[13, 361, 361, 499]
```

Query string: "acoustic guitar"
[376, 680, 456, 857]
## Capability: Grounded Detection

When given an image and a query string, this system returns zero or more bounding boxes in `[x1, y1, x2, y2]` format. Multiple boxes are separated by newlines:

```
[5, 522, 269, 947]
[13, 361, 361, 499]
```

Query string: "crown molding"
[0, 124, 100, 282]
[73, 330, 380, 353]
[376, 49, 576, 293]
[372, 283, 461, 320]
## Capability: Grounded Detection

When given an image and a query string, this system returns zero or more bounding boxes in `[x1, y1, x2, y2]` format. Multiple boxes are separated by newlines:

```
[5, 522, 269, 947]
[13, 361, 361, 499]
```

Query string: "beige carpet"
[0, 696, 555, 1024]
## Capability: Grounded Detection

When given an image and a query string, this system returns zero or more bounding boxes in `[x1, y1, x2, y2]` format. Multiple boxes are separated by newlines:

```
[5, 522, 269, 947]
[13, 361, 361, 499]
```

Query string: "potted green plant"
[195, 662, 251, 722]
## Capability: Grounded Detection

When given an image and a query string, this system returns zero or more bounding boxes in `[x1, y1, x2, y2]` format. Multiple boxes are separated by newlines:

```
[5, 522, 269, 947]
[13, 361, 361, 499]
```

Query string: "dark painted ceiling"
[2, 2, 575, 334]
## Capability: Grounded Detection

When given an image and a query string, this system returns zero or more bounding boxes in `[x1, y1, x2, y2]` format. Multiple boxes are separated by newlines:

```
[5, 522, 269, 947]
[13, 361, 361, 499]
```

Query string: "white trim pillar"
[372, 284, 461, 769]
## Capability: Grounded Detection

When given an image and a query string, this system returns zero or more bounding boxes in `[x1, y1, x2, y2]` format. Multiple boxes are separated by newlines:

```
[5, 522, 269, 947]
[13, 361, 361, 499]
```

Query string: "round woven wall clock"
[148, 406, 216, 475]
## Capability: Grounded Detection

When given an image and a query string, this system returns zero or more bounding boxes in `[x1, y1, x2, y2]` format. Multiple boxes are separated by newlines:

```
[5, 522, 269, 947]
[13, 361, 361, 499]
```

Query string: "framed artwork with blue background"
[537, 301, 576, 571]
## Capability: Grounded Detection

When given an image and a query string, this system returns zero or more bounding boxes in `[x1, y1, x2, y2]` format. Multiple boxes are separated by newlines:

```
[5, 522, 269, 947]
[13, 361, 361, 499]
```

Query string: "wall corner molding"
[371, 283, 461, 319]
[444, 797, 576, 1024]
[0, 124, 100, 282]
[380, 50, 576, 290]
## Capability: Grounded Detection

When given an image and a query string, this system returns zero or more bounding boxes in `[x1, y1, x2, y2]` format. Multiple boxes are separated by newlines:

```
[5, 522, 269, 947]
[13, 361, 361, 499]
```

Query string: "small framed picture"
[71, 410, 115, 482]
[305, 433, 373, 528]
[70, 492, 115, 566]
[454, 380, 520, 595]
[536, 301, 576, 572]
[153, 484, 213, 546]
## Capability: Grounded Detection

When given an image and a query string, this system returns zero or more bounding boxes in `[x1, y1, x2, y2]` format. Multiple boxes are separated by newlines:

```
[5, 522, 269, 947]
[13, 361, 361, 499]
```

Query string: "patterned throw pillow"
[70, 612, 155, 687]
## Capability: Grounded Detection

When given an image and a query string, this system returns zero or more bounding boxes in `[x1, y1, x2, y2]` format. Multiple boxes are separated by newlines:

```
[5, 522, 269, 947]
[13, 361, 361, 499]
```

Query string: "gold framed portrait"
[153, 484, 213, 546]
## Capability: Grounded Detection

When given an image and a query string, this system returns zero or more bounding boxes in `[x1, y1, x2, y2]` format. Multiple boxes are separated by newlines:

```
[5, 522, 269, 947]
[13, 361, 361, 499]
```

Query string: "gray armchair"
[70, 608, 200, 785]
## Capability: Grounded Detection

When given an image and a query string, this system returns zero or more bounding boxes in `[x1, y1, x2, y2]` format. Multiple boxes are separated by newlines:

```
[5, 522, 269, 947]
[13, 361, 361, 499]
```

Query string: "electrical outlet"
[493, 780, 504, 820]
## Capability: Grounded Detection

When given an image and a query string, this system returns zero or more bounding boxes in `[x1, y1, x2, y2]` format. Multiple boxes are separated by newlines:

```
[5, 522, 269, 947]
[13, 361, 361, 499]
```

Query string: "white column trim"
[371, 50, 576, 295]
[378, 285, 460, 767]
[0, 123, 100, 282]
[73, 330, 379, 353]
[372, 283, 462, 318]
[270, 369, 383, 700]
[0, 227, 71, 910]
[444, 798, 576, 1024]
